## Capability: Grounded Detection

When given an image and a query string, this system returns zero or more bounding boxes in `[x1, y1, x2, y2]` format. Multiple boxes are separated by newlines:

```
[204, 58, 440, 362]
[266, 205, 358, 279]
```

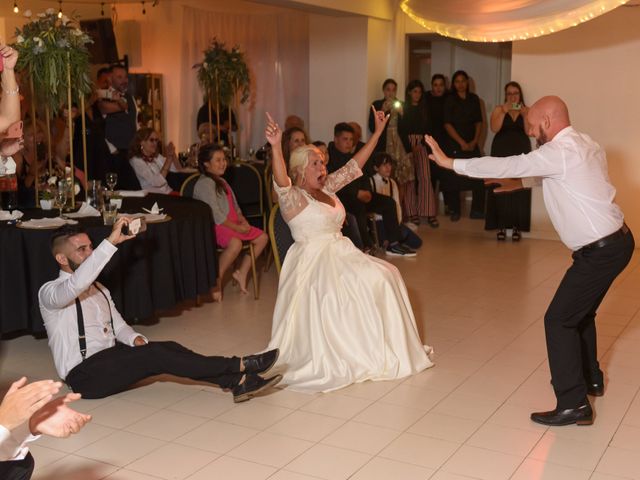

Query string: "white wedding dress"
[267, 159, 433, 393]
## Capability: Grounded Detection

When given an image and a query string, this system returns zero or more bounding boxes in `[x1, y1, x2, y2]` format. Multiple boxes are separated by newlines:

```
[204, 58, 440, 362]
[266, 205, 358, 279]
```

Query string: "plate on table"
[17, 218, 79, 229]
[117, 190, 148, 198]
[117, 213, 171, 224]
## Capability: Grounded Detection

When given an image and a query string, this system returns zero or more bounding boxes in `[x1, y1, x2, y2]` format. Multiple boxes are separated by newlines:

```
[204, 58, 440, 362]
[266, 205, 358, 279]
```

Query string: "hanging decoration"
[400, 0, 631, 42]
[193, 39, 250, 155]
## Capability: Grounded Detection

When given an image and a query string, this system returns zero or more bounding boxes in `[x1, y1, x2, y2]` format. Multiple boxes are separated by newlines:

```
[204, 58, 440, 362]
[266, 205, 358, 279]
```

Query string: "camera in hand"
[511, 103, 522, 110]
[121, 217, 146, 235]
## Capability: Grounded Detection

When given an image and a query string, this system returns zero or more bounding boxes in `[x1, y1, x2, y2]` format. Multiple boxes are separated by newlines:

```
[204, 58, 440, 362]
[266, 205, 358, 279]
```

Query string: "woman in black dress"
[485, 81, 532, 241]
[442, 70, 486, 221]
[424, 74, 448, 194]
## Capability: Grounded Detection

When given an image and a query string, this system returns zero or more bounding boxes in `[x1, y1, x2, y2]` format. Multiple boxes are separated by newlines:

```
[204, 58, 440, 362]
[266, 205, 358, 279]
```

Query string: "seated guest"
[311, 140, 328, 162]
[347, 121, 366, 157]
[369, 153, 422, 250]
[282, 127, 309, 165]
[38, 220, 281, 402]
[193, 144, 269, 300]
[284, 115, 305, 131]
[328, 122, 416, 257]
[13, 121, 47, 208]
[0, 377, 91, 480]
[128, 128, 185, 194]
[196, 101, 236, 147]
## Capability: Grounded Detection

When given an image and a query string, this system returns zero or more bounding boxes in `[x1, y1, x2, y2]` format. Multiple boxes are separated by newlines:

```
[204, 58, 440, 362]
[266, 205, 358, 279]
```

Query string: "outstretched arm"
[265, 112, 290, 188]
[0, 45, 20, 132]
[424, 135, 454, 170]
[353, 106, 389, 170]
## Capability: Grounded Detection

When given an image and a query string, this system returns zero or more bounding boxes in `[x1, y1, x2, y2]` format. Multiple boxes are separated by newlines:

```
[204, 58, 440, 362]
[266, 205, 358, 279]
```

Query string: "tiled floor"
[2, 218, 640, 480]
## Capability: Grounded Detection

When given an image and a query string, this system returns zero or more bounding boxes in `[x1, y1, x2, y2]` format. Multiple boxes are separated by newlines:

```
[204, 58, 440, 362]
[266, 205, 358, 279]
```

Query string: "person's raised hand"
[166, 141, 176, 158]
[0, 378, 62, 431]
[424, 135, 454, 170]
[484, 178, 524, 193]
[107, 217, 136, 246]
[265, 113, 282, 146]
[28, 393, 91, 438]
[371, 105, 390, 136]
[0, 44, 19, 70]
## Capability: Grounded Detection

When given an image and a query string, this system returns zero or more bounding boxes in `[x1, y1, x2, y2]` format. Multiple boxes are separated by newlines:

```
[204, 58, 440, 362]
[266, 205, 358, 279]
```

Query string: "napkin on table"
[19, 217, 78, 229]
[0, 210, 23, 221]
[143, 202, 163, 214]
[65, 202, 101, 218]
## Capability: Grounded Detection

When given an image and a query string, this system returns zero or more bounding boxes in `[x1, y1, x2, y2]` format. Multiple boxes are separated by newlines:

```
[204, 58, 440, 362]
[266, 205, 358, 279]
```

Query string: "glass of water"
[102, 203, 118, 226]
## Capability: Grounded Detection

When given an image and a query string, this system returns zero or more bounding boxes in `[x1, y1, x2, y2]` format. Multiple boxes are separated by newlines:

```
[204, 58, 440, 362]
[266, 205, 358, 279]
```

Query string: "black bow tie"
[381, 178, 389, 184]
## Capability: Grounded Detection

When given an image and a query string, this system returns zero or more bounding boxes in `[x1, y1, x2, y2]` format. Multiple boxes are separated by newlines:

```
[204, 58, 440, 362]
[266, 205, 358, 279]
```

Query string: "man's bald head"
[527, 96, 571, 146]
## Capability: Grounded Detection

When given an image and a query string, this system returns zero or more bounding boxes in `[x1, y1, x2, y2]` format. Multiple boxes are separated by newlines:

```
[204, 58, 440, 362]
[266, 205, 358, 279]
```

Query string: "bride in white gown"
[266, 108, 433, 393]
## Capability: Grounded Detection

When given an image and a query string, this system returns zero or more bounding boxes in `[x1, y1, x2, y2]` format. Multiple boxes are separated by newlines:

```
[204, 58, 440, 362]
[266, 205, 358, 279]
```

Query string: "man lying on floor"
[38, 218, 281, 402]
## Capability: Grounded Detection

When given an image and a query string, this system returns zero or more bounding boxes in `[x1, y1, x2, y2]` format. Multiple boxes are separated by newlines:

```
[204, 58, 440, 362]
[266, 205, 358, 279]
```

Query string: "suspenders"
[75, 283, 115, 360]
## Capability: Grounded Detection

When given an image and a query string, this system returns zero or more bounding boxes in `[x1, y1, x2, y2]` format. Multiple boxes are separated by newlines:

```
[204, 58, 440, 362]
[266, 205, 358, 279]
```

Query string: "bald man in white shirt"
[425, 96, 634, 426]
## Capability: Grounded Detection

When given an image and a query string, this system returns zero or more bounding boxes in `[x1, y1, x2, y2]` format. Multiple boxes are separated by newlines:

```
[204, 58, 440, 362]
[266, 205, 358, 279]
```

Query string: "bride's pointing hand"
[265, 112, 282, 146]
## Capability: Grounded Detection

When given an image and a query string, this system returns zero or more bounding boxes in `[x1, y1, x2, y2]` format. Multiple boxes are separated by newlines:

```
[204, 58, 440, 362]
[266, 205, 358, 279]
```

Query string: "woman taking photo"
[193, 144, 269, 301]
[485, 81, 532, 241]
[442, 70, 486, 221]
[399, 79, 438, 227]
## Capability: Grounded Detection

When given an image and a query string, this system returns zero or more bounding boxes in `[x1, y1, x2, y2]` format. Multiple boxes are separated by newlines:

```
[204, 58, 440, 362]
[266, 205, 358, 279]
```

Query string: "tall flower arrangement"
[13, 8, 93, 208]
[14, 9, 92, 114]
[194, 39, 251, 150]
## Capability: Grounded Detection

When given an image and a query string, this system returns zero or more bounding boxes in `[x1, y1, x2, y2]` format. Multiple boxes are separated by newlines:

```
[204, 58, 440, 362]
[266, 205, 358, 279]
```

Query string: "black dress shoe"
[242, 349, 279, 375]
[450, 212, 461, 222]
[587, 382, 604, 397]
[530, 402, 593, 426]
[233, 373, 282, 403]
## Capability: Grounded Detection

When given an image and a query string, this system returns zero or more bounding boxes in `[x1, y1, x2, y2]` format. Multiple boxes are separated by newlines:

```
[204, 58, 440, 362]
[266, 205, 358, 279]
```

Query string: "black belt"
[580, 223, 630, 251]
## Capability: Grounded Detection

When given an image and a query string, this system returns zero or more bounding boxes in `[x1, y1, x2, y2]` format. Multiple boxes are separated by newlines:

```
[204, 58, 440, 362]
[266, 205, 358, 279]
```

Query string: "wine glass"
[55, 182, 67, 218]
[106, 172, 118, 192]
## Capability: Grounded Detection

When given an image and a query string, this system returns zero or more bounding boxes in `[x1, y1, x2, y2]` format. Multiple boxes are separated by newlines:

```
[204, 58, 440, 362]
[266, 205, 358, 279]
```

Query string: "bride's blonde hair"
[289, 144, 320, 185]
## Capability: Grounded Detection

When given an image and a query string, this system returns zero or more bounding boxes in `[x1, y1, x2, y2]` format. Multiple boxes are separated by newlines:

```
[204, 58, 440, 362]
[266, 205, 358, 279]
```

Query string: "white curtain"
[400, 0, 630, 42]
[179, 6, 309, 154]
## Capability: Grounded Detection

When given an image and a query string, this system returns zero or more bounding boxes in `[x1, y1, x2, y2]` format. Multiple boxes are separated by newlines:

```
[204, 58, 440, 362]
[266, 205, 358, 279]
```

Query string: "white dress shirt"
[0, 423, 38, 461]
[129, 154, 177, 194]
[38, 240, 143, 380]
[370, 173, 402, 223]
[453, 126, 624, 250]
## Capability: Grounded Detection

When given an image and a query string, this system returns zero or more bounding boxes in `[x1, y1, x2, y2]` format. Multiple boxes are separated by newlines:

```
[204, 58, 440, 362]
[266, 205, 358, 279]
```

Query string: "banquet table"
[0, 193, 217, 336]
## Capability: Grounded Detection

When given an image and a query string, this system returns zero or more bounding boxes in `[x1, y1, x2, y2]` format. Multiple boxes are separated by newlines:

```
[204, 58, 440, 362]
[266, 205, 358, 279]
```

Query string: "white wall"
[512, 5, 640, 238]
[308, 14, 369, 143]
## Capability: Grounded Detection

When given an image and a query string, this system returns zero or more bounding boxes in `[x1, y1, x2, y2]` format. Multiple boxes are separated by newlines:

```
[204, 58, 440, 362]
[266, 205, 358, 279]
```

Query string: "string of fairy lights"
[400, 0, 632, 42]
[11, 0, 159, 17]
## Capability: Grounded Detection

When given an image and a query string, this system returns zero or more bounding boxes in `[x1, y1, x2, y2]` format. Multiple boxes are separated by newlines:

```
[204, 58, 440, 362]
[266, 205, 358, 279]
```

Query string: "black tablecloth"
[0, 194, 217, 335]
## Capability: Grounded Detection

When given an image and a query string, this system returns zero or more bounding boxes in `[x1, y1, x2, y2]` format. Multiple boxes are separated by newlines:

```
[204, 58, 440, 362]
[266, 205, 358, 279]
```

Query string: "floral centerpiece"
[193, 39, 251, 148]
[13, 8, 93, 114]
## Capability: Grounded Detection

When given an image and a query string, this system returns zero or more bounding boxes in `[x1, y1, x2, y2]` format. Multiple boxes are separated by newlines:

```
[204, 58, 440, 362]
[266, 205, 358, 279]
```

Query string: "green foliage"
[13, 9, 92, 114]
[194, 38, 251, 106]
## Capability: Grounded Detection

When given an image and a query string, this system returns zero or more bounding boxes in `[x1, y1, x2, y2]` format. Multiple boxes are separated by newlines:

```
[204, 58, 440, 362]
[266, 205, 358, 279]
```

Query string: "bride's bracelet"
[3, 85, 19, 95]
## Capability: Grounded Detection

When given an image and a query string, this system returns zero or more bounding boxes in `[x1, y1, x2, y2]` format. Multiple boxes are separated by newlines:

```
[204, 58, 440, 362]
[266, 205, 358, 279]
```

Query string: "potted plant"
[39, 177, 57, 210]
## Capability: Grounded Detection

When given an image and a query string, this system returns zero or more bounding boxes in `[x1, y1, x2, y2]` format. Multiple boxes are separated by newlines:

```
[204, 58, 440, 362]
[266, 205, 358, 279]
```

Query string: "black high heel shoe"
[512, 229, 521, 242]
[497, 230, 506, 241]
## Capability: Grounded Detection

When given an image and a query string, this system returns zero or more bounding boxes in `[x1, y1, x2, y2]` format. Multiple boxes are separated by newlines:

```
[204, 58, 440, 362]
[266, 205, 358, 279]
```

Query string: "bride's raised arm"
[265, 112, 290, 188]
[352, 106, 389, 170]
